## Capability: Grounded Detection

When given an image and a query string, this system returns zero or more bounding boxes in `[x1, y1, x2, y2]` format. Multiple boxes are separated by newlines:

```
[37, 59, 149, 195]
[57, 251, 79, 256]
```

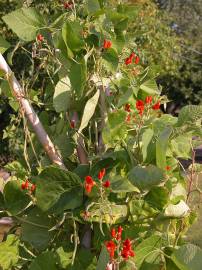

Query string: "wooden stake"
[0, 53, 66, 169]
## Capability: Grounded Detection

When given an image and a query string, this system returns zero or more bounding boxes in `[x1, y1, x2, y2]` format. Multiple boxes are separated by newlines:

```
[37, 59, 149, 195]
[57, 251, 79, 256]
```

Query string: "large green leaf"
[134, 235, 162, 269]
[29, 251, 57, 270]
[170, 135, 192, 159]
[0, 235, 19, 270]
[35, 166, 83, 213]
[177, 105, 202, 126]
[3, 180, 31, 215]
[53, 76, 72, 112]
[96, 246, 110, 270]
[140, 79, 159, 95]
[141, 128, 155, 163]
[21, 208, 55, 251]
[85, 203, 127, 224]
[78, 90, 100, 133]
[171, 244, 202, 270]
[87, 0, 100, 13]
[69, 59, 87, 98]
[107, 11, 129, 31]
[102, 48, 119, 72]
[145, 186, 169, 210]
[110, 176, 140, 193]
[3, 8, 44, 41]
[103, 110, 128, 146]
[62, 21, 85, 52]
[0, 35, 10, 54]
[128, 165, 164, 191]
[156, 126, 172, 169]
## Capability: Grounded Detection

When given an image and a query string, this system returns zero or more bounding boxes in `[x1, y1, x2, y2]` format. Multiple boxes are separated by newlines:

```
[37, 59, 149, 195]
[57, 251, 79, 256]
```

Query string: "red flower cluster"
[84, 176, 95, 193]
[135, 97, 161, 116]
[152, 101, 160, 110]
[21, 180, 36, 193]
[124, 103, 131, 113]
[70, 120, 75, 129]
[103, 39, 112, 49]
[106, 240, 117, 259]
[64, 1, 73, 9]
[145, 96, 152, 104]
[121, 239, 135, 260]
[165, 165, 171, 171]
[84, 168, 110, 194]
[98, 168, 106, 180]
[125, 52, 140, 65]
[37, 34, 44, 42]
[136, 100, 144, 115]
[106, 226, 135, 261]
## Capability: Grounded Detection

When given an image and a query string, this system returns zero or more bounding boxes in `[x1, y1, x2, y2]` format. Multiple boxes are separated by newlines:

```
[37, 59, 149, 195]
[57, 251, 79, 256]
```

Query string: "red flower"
[84, 176, 95, 193]
[31, 184, 36, 192]
[152, 101, 160, 110]
[165, 165, 171, 171]
[125, 52, 135, 65]
[70, 120, 75, 128]
[116, 226, 123, 241]
[37, 34, 44, 42]
[106, 240, 117, 258]
[111, 228, 116, 238]
[124, 103, 131, 112]
[126, 114, 131, 123]
[103, 180, 110, 188]
[64, 2, 72, 9]
[98, 168, 106, 180]
[121, 239, 135, 260]
[136, 100, 144, 113]
[103, 39, 112, 49]
[145, 96, 152, 104]
[21, 180, 29, 190]
[135, 55, 140, 64]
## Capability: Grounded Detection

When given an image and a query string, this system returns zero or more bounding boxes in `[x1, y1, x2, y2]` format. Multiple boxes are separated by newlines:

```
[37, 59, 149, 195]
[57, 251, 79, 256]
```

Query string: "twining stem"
[0, 53, 66, 170]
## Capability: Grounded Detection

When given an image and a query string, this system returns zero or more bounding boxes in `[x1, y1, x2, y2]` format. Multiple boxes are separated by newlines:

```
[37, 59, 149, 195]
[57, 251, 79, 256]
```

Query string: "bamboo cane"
[0, 53, 66, 169]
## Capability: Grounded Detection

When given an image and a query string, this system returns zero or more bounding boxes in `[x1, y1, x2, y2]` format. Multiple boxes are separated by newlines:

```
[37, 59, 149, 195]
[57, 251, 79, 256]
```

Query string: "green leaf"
[35, 166, 83, 213]
[5, 161, 27, 179]
[53, 76, 72, 112]
[87, 0, 100, 13]
[21, 208, 55, 251]
[170, 135, 192, 159]
[56, 246, 73, 268]
[4, 180, 31, 215]
[0, 35, 10, 54]
[102, 48, 119, 72]
[103, 110, 128, 146]
[62, 21, 85, 52]
[29, 251, 57, 270]
[110, 176, 140, 193]
[141, 128, 155, 163]
[140, 79, 160, 95]
[140, 262, 161, 270]
[164, 200, 190, 218]
[107, 11, 129, 31]
[128, 165, 164, 191]
[3, 8, 44, 41]
[69, 59, 87, 98]
[86, 203, 127, 224]
[144, 186, 169, 210]
[134, 235, 162, 269]
[54, 134, 75, 158]
[79, 90, 100, 133]
[117, 88, 133, 108]
[177, 105, 202, 126]
[171, 244, 202, 270]
[96, 246, 109, 270]
[0, 235, 19, 270]
[156, 126, 172, 169]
